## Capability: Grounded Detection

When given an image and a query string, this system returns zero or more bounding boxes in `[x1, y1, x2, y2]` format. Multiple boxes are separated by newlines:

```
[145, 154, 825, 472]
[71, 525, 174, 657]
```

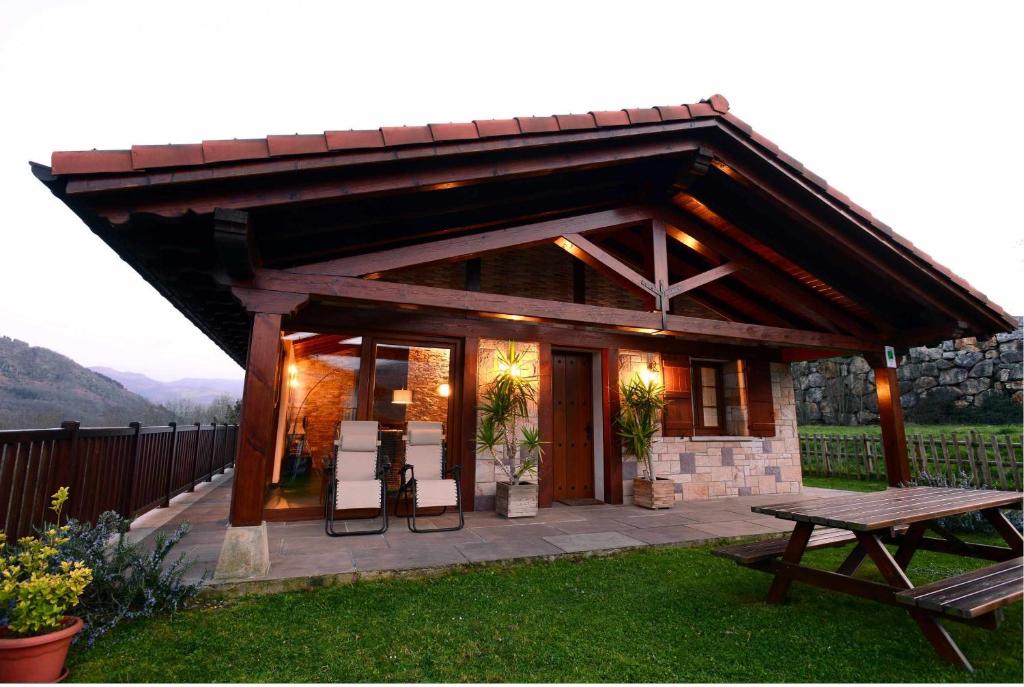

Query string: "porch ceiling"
[32, 95, 1016, 366]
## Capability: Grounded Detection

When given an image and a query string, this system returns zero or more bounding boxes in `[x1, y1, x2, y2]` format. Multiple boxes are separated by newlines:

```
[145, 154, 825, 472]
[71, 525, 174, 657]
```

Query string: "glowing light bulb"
[437, 383, 451, 397]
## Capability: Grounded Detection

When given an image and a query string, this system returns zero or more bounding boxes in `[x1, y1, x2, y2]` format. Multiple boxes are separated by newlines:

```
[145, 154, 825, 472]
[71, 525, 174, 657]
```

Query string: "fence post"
[119, 422, 142, 520]
[161, 422, 178, 508]
[206, 422, 219, 481]
[58, 420, 82, 516]
[188, 422, 202, 491]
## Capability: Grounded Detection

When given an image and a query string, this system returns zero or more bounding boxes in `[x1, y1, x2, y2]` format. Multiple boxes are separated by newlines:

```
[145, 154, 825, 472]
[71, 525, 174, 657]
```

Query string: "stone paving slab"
[138, 473, 859, 590]
[542, 531, 646, 553]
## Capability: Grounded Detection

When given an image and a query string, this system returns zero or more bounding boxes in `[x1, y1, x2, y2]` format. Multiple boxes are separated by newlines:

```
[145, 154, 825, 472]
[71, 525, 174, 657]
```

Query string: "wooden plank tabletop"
[752, 487, 1023, 531]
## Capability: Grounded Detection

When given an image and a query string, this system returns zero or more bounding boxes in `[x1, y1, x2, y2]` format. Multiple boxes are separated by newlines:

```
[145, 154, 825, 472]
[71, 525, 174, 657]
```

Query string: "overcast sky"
[1, 0, 1021, 382]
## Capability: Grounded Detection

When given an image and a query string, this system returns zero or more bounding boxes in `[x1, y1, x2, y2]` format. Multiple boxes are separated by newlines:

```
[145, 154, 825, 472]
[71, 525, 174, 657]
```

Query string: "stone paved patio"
[130, 470, 855, 592]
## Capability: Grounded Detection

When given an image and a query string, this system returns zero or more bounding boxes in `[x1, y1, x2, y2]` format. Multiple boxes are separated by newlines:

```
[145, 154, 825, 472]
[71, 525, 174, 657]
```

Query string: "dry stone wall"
[791, 320, 1023, 425]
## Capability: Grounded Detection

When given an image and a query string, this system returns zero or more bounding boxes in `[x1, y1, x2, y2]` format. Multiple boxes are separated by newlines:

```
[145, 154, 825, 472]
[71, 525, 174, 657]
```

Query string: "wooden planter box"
[633, 477, 675, 509]
[496, 481, 538, 518]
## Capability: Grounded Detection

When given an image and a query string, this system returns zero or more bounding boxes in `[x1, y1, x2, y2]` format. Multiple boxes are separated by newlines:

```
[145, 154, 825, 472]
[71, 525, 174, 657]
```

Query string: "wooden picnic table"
[716, 486, 1023, 672]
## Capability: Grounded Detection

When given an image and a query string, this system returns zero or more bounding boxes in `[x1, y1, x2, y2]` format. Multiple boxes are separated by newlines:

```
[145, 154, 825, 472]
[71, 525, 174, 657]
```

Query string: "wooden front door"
[552, 350, 595, 500]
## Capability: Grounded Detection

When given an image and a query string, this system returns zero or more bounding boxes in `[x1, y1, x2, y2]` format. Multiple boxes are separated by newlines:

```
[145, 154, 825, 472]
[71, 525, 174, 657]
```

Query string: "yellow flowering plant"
[0, 488, 92, 636]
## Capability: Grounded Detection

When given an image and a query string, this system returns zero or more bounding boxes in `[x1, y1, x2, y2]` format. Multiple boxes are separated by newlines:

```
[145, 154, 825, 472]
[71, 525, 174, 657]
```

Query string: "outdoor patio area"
[129, 470, 858, 590]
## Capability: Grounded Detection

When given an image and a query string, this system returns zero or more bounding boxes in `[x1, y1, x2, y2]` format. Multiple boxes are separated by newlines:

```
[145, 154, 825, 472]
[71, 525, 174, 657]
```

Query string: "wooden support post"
[120, 422, 142, 519]
[872, 361, 911, 487]
[58, 421, 82, 515]
[230, 313, 283, 527]
[603, 347, 623, 505]
[206, 423, 219, 481]
[538, 342, 554, 509]
[460, 337, 479, 511]
[161, 422, 179, 508]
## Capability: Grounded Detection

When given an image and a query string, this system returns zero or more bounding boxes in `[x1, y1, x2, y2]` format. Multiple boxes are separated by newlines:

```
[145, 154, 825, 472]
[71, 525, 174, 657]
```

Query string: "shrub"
[53, 511, 204, 646]
[909, 471, 1024, 534]
[0, 488, 93, 636]
[905, 393, 1022, 425]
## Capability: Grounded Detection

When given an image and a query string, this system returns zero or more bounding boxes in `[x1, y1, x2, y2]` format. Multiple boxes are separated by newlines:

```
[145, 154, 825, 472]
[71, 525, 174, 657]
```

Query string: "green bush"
[906, 393, 1022, 425]
[54, 511, 204, 646]
[909, 471, 1023, 533]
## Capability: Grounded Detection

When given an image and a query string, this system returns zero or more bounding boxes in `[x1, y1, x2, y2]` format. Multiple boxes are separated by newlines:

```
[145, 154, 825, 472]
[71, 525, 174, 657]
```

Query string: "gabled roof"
[50, 95, 730, 175]
[35, 94, 1017, 364]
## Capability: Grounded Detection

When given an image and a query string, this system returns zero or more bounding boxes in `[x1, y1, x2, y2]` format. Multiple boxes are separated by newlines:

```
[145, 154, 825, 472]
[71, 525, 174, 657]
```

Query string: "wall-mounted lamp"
[392, 389, 413, 404]
[287, 363, 299, 388]
[637, 356, 659, 385]
[437, 382, 451, 398]
[498, 361, 523, 378]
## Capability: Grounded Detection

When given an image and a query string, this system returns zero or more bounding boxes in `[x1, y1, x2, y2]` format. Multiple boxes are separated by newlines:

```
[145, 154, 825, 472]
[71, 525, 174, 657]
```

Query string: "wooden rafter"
[287, 207, 650, 278]
[242, 268, 879, 352]
[665, 262, 741, 300]
[554, 233, 658, 299]
[652, 204, 878, 339]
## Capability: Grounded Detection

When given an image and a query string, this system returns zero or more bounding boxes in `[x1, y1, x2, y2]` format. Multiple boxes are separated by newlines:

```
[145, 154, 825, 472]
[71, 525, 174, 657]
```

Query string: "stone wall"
[622, 360, 802, 502]
[474, 339, 540, 511]
[791, 321, 1023, 425]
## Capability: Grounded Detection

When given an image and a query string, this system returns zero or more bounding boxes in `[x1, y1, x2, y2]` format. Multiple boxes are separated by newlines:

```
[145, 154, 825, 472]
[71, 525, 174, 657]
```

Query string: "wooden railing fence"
[0, 421, 237, 539]
[800, 431, 1022, 491]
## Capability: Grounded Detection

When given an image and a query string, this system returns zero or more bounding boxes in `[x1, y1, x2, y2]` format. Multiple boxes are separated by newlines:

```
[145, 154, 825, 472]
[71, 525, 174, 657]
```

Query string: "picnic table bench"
[715, 486, 1023, 672]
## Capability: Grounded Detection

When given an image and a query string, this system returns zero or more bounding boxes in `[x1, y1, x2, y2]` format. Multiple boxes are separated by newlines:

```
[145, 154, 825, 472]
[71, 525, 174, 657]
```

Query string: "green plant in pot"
[617, 374, 673, 509]
[0, 487, 92, 683]
[477, 341, 545, 517]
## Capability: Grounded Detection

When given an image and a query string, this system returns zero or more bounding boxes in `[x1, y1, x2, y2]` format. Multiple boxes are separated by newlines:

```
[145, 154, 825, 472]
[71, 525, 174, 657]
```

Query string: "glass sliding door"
[371, 342, 454, 491]
[266, 333, 363, 511]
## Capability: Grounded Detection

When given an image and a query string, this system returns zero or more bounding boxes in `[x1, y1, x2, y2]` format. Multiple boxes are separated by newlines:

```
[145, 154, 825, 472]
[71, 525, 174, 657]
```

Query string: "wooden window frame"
[691, 361, 726, 436]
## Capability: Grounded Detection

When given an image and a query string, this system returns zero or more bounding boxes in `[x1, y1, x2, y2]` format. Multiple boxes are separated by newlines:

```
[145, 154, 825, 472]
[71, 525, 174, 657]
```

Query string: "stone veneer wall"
[289, 354, 360, 469]
[622, 361, 801, 502]
[473, 339, 540, 511]
[791, 321, 1023, 425]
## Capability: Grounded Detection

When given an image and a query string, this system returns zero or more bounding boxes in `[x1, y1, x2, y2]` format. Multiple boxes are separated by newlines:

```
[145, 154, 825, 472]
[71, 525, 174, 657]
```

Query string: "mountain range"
[89, 366, 243, 405]
[0, 336, 174, 429]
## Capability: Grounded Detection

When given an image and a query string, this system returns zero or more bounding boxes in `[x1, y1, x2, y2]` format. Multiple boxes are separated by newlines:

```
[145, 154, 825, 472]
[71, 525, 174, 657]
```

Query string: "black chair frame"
[324, 448, 390, 537]
[394, 442, 464, 533]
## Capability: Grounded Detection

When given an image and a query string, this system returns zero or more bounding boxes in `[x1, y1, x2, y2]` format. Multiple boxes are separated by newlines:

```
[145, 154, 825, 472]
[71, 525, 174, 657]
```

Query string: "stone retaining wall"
[791, 321, 1022, 425]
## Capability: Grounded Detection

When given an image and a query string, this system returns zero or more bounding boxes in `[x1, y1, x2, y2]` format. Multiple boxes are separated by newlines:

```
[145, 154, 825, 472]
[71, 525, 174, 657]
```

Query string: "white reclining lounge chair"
[325, 420, 388, 536]
[395, 421, 463, 532]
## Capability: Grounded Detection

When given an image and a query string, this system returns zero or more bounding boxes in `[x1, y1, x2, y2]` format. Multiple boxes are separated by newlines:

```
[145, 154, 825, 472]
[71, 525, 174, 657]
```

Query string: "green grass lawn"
[801, 424, 1022, 440]
[67, 540, 1023, 683]
[802, 475, 888, 492]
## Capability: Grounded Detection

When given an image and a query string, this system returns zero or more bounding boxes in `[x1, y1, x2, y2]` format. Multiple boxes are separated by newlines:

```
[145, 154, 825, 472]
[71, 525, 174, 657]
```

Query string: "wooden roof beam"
[286, 207, 651, 278]
[240, 268, 881, 352]
[653, 204, 879, 339]
[554, 232, 659, 302]
[665, 262, 741, 300]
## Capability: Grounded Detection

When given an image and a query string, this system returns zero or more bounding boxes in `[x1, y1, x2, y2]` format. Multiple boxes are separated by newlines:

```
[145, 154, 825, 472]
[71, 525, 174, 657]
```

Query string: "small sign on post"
[884, 345, 897, 368]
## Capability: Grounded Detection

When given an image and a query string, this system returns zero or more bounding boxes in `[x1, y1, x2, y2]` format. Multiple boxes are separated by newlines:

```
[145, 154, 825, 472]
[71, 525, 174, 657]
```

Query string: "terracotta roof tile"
[775, 150, 804, 172]
[655, 105, 691, 121]
[325, 129, 385, 150]
[590, 110, 630, 127]
[721, 112, 753, 135]
[708, 94, 730, 113]
[750, 130, 781, 155]
[553, 113, 596, 130]
[474, 119, 520, 137]
[515, 116, 560, 133]
[825, 185, 851, 207]
[801, 168, 828, 190]
[624, 108, 661, 124]
[51, 149, 133, 175]
[428, 122, 479, 142]
[380, 126, 433, 146]
[202, 139, 270, 164]
[267, 134, 328, 156]
[687, 102, 717, 117]
[131, 143, 204, 169]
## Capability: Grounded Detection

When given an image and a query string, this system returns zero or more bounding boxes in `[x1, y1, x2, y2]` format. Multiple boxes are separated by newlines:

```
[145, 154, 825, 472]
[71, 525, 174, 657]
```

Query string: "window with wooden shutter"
[691, 362, 726, 436]
[661, 354, 693, 437]
[744, 359, 776, 437]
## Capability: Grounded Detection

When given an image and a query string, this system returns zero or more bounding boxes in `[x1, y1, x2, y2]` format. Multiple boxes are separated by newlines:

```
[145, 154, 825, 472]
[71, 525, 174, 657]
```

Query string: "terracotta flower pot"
[0, 616, 83, 683]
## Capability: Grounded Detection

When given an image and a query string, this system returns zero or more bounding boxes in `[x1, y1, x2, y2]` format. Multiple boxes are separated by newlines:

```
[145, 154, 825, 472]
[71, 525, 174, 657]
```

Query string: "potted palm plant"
[0, 488, 92, 683]
[476, 341, 545, 517]
[617, 375, 673, 509]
